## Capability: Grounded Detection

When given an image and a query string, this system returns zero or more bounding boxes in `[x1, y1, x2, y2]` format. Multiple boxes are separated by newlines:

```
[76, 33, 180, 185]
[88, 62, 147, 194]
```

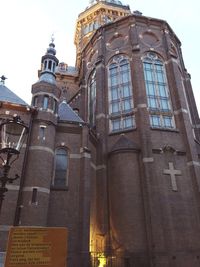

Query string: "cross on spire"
[51, 33, 55, 44]
[0, 75, 7, 85]
[163, 162, 182, 191]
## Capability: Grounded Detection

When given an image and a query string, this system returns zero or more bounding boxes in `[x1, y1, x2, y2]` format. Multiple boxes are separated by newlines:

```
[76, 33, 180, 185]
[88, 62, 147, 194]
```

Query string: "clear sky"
[0, 0, 199, 113]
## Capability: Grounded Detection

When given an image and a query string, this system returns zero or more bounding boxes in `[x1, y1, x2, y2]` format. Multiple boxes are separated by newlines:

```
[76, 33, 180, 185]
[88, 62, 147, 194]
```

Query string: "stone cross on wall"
[163, 162, 182, 191]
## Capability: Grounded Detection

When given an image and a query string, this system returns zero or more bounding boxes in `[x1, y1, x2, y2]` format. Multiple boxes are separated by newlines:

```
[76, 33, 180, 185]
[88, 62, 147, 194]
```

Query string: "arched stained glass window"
[108, 55, 135, 132]
[88, 70, 97, 127]
[54, 148, 68, 187]
[143, 52, 175, 129]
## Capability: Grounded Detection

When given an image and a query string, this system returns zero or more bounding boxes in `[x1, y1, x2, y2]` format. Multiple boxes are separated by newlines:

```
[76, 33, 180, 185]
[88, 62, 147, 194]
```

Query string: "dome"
[47, 42, 56, 56]
[106, 0, 123, 5]
[89, 0, 123, 6]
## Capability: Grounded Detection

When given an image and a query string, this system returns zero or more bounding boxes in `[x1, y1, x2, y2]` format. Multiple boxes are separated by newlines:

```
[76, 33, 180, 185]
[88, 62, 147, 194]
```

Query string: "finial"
[46, 35, 56, 55]
[51, 33, 55, 44]
[0, 75, 7, 85]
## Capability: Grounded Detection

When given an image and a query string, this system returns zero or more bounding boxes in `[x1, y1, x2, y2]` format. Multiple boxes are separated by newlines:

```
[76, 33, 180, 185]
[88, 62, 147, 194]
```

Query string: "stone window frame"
[38, 124, 46, 141]
[52, 147, 69, 188]
[107, 54, 135, 133]
[142, 52, 175, 129]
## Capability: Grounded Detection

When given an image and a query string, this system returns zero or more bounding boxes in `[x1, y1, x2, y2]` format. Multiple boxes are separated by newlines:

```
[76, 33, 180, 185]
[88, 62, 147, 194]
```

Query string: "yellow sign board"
[5, 227, 68, 267]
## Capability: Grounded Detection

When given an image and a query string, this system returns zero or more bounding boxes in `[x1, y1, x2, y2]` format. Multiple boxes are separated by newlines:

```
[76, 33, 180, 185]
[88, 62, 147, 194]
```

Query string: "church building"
[0, 0, 200, 266]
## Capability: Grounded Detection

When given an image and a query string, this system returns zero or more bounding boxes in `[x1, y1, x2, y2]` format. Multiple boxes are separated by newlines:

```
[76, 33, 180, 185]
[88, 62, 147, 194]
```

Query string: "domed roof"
[105, 0, 123, 4]
[89, 0, 123, 6]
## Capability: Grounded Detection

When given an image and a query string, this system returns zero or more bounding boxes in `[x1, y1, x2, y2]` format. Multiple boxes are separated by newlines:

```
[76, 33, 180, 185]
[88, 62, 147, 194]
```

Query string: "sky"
[0, 0, 199, 113]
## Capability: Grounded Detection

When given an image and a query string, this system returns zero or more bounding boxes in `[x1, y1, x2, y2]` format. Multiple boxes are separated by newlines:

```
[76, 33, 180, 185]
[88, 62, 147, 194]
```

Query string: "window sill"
[150, 127, 179, 133]
[50, 185, 68, 191]
[109, 127, 137, 136]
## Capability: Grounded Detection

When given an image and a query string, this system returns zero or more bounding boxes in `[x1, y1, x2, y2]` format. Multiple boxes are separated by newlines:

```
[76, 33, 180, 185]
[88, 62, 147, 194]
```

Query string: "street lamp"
[0, 115, 28, 214]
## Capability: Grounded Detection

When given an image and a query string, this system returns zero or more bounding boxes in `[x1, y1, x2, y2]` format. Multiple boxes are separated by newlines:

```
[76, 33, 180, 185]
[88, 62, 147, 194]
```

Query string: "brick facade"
[0, 1, 200, 267]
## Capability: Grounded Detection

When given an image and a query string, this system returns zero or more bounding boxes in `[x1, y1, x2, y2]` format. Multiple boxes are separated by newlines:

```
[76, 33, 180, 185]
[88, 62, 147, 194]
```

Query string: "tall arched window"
[143, 52, 175, 129]
[54, 148, 68, 187]
[88, 70, 97, 127]
[108, 55, 135, 132]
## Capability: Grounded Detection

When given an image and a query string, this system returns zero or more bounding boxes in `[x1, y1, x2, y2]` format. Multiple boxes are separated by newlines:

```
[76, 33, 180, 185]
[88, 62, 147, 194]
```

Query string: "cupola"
[39, 38, 59, 85]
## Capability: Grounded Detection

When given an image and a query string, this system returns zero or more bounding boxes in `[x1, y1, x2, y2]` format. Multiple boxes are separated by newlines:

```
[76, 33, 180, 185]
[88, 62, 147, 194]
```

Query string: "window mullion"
[153, 64, 160, 111]
[119, 66, 123, 116]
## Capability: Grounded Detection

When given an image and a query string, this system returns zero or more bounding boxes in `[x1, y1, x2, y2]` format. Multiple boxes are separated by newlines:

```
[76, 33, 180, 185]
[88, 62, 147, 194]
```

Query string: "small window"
[89, 23, 93, 32]
[39, 126, 46, 140]
[53, 63, 56, 72]
[73, 108, 79, 115]
[112, 118, 121, 132]
[33, 96, 38, 107]
[111, 116, 135, 132]
[163, 116, 174, 128]
[94, 21, 99, 29]
[88, 70, 96, 127]
[150, 115, 161, 128]
[44, 60, 47, 70]
[43, 96, 49, 110]
[84, 25, 89, 35]
[53, 99, 57, 114]
[48, 60, 52, 71]
[123, 116, 134, 129]
[54, 148, 68, 187]
[31, 188, 38, 204]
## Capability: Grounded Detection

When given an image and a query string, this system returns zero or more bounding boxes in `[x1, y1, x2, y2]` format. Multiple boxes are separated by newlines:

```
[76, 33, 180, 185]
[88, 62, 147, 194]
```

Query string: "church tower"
[16, 40, 60, 226]
[74, 0, 131, 67]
